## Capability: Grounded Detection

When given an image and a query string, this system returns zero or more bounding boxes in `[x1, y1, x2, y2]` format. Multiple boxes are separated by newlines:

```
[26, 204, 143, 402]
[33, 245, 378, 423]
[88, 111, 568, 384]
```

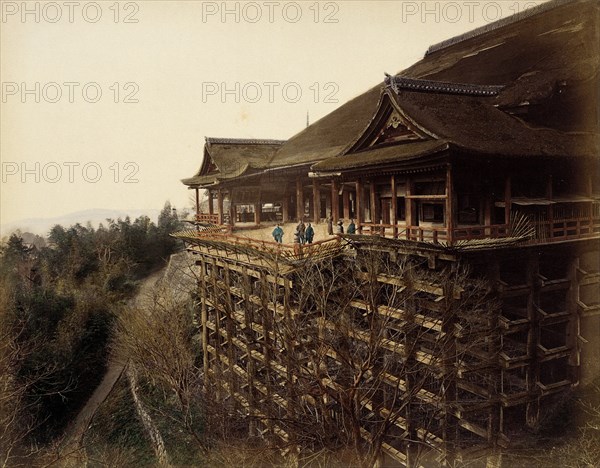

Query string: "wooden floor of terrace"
[177, 208, 600, 263]
[172, 222, 345, 264]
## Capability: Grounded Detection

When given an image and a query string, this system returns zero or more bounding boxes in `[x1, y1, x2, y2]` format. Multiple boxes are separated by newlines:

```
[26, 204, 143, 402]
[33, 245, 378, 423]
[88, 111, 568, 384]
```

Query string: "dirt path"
[55, 268, 167, 464]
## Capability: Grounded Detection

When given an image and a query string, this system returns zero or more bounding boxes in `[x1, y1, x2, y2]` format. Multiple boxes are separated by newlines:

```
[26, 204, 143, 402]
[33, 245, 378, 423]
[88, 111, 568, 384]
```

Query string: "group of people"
[272, 220, 315, 244]
[326, 217, 356, 235]
[272, 218, 357, 243]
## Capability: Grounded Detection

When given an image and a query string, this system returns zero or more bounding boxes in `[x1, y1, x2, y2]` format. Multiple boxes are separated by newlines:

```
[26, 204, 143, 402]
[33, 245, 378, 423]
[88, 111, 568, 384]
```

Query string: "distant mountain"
[1, 208, 162, 237]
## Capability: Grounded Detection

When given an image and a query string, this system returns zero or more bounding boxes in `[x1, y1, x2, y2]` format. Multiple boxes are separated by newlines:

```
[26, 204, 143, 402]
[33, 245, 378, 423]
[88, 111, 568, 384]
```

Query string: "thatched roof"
[279, 0, 599, 170]
[182, 0, 599, 187]
[393, 88, 598, 158]
[314, 83, 598, 172]
[182, 138, 285, 188]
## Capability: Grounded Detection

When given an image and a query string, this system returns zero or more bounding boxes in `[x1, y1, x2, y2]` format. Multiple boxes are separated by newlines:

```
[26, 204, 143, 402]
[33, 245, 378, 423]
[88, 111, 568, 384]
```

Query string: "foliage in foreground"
[0, 203, 182, 467]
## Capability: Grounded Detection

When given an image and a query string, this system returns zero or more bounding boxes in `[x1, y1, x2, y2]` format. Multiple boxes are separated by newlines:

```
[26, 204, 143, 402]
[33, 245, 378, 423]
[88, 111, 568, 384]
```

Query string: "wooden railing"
[180, 211, 599, 255]
[195, 213, 220, 224]
[355, 214, 599, 246]
[173, 229, 344, 262]
[452, 225, 509, 241]
[528, 216, 600, 243]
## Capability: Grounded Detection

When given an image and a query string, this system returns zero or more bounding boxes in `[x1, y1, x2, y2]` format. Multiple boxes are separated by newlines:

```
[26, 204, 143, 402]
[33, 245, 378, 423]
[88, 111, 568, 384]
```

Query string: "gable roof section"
[343, 90, 433, 155]
[390, 86, 597, 158]
[403, 0, 599, 133]
[182, 138, 286, 187]
[314, 78, 598, 172]
[183, 0, 599, 187]
[275, 0, 599, 170]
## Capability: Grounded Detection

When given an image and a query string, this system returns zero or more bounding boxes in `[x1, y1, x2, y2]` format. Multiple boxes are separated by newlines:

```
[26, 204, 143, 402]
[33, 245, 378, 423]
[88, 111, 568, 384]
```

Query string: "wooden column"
[406, 177, 413, 240]
[369, 181, 378, 224]
[441, 281, 458, 467]
[296, 178, 304, 221]
[342, 186, 350, 220]
[195, 188, 201, 216]
[390, 175, 398, 238]
[200, 258, 209, 388]
[254, 202, 261, 226]
[484, 194, 492, 236]
[229, 195, 236, 227]
[207, 190, 214, 215]
[525, 254, 540, 429]
[331, 179, 339, 223]
[504, 175, 512, 225]
[312, 179, 320, 223]
[546, 174, 553, 239]
[217, 189, 224, 225]
[355, 180, 363, 232]
[446, 165, 454, 244]
[282, 194, 289, 223]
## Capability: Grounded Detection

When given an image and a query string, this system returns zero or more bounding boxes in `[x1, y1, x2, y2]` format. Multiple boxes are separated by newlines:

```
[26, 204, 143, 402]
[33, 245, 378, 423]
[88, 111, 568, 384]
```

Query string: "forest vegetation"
[0, 202, 598, 467]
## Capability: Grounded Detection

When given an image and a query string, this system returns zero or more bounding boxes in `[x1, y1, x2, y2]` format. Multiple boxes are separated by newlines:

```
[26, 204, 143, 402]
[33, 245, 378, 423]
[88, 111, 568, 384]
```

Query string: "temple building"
[176, 1, 600, 465]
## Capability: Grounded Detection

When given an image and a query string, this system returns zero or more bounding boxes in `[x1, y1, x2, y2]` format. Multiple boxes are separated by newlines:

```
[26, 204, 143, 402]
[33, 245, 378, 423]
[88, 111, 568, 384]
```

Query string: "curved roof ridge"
[206, 137, 286, 145]
[425, 0, 574, 56]
[385, 75, 504, 96]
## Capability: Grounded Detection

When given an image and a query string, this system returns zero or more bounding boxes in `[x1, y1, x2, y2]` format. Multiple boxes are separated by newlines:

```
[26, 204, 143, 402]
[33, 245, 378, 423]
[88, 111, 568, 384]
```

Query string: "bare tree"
[111, 267, 207, 462]
[198, 246, 499, 467]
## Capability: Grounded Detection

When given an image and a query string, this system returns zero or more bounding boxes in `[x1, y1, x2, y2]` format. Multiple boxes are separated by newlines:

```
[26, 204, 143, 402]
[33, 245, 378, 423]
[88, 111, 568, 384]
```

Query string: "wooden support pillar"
[526, 254, 540, 428]
[296, 178, 304, 221]
[207, 190, 214, 215]
[210, 258, 222, 400]
[406, 178, 414, 240]
[369, 181, 378, 224]
[217, 189, 224, 225]
[223, 265, 236, 394]
[258, 271, 274, 434]
[283, 279, 299, 462]
[195, 188, 201, 216]
[312, 179, 320, 223]
[254, 202, 261, 226]
[446, 165, 454, 244]
[241, 266, 257, 437]
[229, 195, 236, 227]
[504, 176, 512, 226]
[585, 172, 593, 196]
[200, 259, 209, 388]
[342, 186, 350, 220]
[355, 179, 363, 232]
[282, 194, 289, 223]
[331, 179, 339, 223]
[484, 195, 492, 236]
[546, 174, 553, 239]
[441, 282, 458, 467]
[390, 175, 398, 238]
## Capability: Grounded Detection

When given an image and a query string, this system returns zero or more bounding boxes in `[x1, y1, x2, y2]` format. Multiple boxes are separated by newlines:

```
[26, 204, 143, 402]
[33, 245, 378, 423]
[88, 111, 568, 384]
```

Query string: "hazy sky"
[1, 0, 547, 227]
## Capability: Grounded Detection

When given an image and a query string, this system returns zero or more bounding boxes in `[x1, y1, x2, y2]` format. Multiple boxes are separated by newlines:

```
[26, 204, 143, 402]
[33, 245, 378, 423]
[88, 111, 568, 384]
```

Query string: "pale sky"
[0, 0, 547, 228]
